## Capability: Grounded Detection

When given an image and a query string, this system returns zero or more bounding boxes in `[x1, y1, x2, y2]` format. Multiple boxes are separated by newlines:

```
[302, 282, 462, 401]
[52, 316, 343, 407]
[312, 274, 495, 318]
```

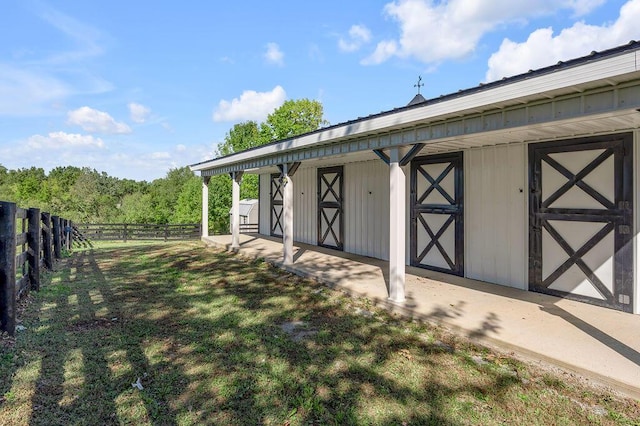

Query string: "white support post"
[282, 164, 294, 265]
[231, 171, 242, 250]
[388, 147, 406, 303]
[202, 176, 210, 238]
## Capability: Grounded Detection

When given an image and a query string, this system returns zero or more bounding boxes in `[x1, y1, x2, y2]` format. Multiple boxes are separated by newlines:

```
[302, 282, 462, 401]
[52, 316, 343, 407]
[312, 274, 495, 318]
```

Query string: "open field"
[1, 241, 639, 425]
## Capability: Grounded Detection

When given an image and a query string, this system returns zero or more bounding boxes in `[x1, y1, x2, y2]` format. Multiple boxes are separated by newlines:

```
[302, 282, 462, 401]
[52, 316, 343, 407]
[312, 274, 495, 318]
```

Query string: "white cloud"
[361, 41, 398, 65]
[264, 42, 284, 66]
[128, 102, 151, 123]
[362, 0, 607, 65]
[67, 106, 132, 134]
[486, 0, 640, 81]
[38, 4, 106, 64]
[0, 65, 70, 116]
[213, 85, 287, 122]
[176, 144, 187, 152]
[150, 151, 171, 160]
[26, 131, 104, 149]
[339, 25, 372, 52]
[0, 5, 112, 117]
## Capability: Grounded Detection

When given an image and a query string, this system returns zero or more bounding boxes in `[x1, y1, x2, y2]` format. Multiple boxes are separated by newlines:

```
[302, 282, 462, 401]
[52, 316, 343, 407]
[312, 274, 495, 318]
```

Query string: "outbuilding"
[191, 42, 640, 315]
[228, 199, 259, 233]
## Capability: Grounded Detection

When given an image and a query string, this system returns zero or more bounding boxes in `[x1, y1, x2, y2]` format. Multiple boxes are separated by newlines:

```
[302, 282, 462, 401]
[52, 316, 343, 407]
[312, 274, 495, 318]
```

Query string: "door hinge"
[618, 294, 631, 305]
[618, 225, 631, 235]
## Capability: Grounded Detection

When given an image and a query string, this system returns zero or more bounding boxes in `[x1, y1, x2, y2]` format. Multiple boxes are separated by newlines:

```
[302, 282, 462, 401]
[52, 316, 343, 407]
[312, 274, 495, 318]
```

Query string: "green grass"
[1, 241, 639, 425]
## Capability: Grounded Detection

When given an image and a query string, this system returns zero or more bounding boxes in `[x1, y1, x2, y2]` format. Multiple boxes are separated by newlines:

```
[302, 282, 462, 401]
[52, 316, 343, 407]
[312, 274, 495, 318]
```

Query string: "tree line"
[0, 99, 327, 234]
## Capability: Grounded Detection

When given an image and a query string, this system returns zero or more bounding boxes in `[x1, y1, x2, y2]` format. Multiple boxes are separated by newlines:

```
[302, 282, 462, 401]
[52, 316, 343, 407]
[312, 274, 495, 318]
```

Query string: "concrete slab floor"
[203, 233, 640, 400]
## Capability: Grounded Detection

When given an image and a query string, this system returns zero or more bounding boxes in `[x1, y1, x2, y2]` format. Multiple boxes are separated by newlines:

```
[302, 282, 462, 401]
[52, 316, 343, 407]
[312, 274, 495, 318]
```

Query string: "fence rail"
[239, 223, 259, 233]
[75, 223, 201, 242]
[1, 201, 72, 336]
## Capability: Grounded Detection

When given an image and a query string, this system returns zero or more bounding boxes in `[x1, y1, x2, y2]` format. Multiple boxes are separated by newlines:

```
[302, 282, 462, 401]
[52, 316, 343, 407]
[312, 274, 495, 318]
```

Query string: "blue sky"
[1, 0, 638, 181]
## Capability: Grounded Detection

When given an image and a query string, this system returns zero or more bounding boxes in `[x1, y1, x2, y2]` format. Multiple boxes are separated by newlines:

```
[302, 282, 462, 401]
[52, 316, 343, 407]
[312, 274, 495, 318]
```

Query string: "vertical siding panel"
[342, 160, 389, 260]
[634, 130, 640, 314]
[294, 168, 316, 245]
[465, 144, 527, 289]
[259, 174, 270, 236]
[494, 146, 509, 284]
[509, 144, 526, 289]
[465, 151, 478, 279]
[345, 162, 357, 256]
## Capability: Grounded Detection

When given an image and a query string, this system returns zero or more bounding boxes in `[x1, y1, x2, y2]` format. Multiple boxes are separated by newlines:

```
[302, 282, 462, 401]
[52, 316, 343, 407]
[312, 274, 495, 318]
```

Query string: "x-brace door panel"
[317, 166, 344, 250]
[270, 173, 283, 237]
[529, 134, 633, 312]
[411, 152, 464, 276]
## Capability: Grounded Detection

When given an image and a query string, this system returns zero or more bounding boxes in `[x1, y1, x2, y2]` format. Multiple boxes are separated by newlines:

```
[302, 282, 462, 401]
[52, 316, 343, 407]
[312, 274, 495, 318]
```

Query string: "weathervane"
[414, 76, 424, 94]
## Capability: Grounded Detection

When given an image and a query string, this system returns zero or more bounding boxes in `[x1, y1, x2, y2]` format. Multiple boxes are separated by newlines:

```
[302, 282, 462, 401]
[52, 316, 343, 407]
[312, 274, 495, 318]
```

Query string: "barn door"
[270, 173, 283, 237]
[411, 153, 464, 276]
[317, 166, 344, 250]
[529, 135, 633, 312]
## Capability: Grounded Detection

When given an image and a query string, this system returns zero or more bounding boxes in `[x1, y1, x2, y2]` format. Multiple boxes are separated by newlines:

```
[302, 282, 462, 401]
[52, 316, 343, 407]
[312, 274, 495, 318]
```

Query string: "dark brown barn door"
[270, 173, 283, 237]
[317, 166, 344, 250]
[410, 152, 464, 276]
[529, 134, 633, 312]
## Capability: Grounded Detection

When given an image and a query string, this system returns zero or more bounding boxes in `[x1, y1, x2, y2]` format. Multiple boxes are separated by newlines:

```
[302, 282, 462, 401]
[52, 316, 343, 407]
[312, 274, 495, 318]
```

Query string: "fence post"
[27, 208, 41, 291]
[60, 218, 66, 249]
[52, 215, 61, 259]
[66, 220, 72, 250]
[123, 223, 128, 243]
[164, 224, 169, 242]
[41, 212, 53, 270]
[0, 201, 17, 336]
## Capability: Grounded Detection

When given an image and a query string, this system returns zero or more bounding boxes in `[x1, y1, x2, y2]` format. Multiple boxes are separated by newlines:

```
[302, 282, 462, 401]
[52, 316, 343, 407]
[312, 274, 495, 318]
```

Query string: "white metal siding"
[344, 161, 390, 260]
[259, 174, 270, 236]
[293, 167, 317, 245]
[465, 145, 527, 289]
[635, 130, 640, 314]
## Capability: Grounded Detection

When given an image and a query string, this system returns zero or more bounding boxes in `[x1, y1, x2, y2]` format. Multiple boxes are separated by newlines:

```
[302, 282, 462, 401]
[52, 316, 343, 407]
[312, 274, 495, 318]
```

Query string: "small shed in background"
[229, 199, 259, 232]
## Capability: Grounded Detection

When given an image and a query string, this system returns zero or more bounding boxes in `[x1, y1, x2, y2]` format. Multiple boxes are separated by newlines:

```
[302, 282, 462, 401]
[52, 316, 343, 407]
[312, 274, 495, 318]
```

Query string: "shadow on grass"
[4, 241, 634, 425]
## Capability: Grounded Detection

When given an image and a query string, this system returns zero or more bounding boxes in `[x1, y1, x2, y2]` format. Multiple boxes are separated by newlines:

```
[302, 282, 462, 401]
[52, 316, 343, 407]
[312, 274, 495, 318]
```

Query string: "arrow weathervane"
[414, 76, 424, 94]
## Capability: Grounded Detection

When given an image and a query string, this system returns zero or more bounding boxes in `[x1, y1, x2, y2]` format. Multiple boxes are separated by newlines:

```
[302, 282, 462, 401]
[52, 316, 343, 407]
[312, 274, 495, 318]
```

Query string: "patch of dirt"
[279, 321, 318, 342]
[66, 317, 120, 332]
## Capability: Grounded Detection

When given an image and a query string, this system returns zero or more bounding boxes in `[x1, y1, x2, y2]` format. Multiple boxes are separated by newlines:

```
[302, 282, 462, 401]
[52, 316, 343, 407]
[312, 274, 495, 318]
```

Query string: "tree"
[259, 99, 328, 142]
[148, 167, 196, 223]
[172, 176, 202, 224]
[217, 121, 262, 157]
[208, 174, 232, 234]
[119, 192, 155, 223]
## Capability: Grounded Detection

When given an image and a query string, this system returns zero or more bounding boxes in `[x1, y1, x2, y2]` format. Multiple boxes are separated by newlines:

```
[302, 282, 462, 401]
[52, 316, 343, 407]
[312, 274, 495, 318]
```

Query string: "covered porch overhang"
[191, 44, 640, 306]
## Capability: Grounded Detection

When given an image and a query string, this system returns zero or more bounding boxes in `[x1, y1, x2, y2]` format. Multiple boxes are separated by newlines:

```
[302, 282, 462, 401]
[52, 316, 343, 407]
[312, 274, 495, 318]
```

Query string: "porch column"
[388, 147, 406, 303]
[202, 176, 210, 237]
[231, 171, 243, 250]
[282, 164, 294, 265]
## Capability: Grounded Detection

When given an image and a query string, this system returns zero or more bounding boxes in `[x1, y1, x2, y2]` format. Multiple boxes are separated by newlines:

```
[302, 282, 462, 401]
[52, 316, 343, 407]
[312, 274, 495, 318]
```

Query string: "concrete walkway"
[203, 234, 640, 400]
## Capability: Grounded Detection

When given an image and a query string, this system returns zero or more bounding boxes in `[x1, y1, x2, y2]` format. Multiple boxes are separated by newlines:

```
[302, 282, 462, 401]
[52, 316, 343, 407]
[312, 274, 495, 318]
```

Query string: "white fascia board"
[191, 51, 639, 172]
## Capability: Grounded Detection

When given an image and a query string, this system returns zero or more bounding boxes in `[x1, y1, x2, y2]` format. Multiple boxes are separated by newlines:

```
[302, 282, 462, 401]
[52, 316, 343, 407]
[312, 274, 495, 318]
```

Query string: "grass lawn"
[1, 241, 639, 425]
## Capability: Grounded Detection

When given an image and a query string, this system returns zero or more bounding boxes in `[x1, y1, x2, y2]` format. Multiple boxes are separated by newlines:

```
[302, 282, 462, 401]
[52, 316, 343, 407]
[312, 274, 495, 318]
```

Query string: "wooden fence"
[239, 223, 259, 233]
[75, 223, 201, 242]
[0, 201, 72, 336]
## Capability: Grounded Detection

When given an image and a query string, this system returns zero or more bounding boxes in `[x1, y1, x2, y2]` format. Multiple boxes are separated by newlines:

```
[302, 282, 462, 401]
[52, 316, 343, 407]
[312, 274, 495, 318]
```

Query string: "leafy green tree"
[172, 176, 202, 224]
[12, 167, 47, 206]
[259, 98, 328, 142]
[202, 99, 328, 232]
[148, 167, 195, 223]
[218, 121, 262, 157]
[208, 174, 232, 234]
[119, 192, 155, 223]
